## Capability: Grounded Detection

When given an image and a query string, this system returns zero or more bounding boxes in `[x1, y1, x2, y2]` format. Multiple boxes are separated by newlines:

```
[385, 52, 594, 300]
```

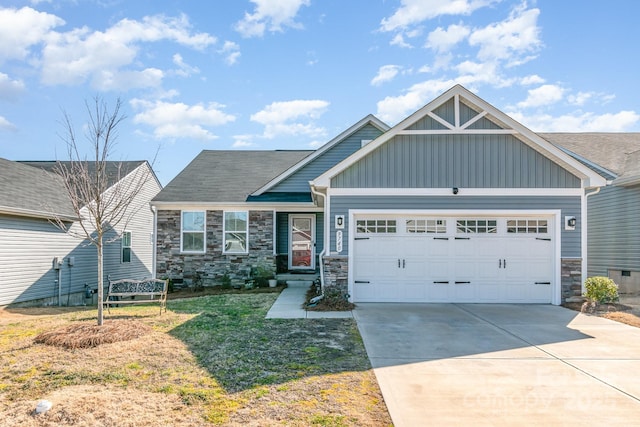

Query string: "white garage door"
[352, 216, 554, 303]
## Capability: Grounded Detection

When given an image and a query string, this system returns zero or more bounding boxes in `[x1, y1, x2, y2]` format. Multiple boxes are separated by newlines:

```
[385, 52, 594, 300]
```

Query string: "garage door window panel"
[356, 219, 396, 234]
[506, 219, 548, 234]
[406, 219, 447, 233]
[456, 219, 497, 234]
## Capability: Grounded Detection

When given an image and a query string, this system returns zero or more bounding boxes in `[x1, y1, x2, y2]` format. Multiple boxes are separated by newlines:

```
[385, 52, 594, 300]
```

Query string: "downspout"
[582, 186, 602, 294]
[309, 184, 326, 303]
[151, 205, 157, 279]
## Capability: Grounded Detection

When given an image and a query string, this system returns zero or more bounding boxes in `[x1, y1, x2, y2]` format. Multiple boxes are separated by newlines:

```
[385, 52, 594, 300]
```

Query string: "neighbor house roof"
[20, 160, 147, 188]
[541, 133, 640, 184]
[0, 158, 77, 220]
[152, 150, 313, 204]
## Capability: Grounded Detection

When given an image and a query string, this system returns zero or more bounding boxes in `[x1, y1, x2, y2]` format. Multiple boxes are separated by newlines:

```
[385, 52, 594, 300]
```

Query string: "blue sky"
[1, 0, 639, 185]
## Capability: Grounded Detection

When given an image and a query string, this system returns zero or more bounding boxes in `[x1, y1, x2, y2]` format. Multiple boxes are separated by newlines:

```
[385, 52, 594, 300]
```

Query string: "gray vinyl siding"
[276, 212, 324, 255]
[587, 185, 640, 276]
[0, 164, 161, 306]
[270, 124, 385, 192]
[328, 195, 581, 257]
[331, 134, 581, 189]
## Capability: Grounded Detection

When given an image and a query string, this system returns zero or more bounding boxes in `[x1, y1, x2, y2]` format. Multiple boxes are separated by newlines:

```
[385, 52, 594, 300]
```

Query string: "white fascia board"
[328, 188, 583, 197]
[251, 115, 390, 196]
[151, 201, 321, 212]
[313, 84, 608, 189]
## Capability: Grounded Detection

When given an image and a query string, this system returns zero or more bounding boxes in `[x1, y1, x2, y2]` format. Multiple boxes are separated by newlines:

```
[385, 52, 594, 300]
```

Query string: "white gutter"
[151, 205, 157, 279]
[582, 186, 601, 294]
[309, 184, 327, 295]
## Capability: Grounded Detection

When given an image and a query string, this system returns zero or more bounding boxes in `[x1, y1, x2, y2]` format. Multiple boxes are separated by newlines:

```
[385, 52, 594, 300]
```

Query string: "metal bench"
[103, 278, 168, 314]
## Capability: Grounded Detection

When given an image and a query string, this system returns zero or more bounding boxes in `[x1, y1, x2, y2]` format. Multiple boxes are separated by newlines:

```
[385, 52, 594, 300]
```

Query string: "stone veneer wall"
[322, 256, 349, 297]
[561, 258, 582, 301]
[156, 210, 275, 287]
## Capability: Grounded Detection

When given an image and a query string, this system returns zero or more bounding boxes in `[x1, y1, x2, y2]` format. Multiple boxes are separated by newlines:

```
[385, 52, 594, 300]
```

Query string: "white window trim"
[121, 230, 132, 263]
[180, 210, 206, 254]
[223, 210, 249, 254]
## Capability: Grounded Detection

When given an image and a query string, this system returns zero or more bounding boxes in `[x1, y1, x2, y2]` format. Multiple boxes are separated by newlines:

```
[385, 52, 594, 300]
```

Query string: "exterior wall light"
[452, 187, 459, 195]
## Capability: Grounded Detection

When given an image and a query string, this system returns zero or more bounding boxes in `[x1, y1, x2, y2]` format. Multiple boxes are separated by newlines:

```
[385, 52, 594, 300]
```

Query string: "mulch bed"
[34, 320, 151, 349]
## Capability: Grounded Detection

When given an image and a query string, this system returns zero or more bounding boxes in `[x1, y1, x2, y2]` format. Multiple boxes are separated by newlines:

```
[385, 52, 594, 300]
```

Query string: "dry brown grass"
[0, 294, 392, 426]
[33, 320, 151, 349]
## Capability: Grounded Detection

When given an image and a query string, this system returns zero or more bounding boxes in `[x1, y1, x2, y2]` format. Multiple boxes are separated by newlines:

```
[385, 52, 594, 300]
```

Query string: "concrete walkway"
[354, 303, 640, 427]
[265, 283, 353, 319]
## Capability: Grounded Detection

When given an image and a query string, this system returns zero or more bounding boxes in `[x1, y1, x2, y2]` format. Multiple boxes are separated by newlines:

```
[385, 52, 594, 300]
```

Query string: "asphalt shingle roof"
[541, 133, 640, 179]
[152, 150, 313, 203]
[0, 158, 76, 218]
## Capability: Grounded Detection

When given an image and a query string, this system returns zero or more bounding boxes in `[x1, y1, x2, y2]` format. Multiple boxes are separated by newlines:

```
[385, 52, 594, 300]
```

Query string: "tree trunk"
[96, 242, 104, 326]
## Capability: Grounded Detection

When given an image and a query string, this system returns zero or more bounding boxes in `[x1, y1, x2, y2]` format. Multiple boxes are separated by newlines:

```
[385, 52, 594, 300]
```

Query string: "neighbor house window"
[121, 231, 131, 263]
[224, 211, 248, 253]
[181, 211, 205, 253]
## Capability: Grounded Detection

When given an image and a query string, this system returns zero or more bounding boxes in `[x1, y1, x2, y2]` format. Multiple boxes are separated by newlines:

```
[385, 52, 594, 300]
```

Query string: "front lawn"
[0, 293, 391, 426]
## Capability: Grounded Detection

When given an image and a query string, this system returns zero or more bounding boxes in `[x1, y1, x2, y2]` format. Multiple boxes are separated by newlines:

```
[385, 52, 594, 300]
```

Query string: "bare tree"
[53, 96, 152, 326]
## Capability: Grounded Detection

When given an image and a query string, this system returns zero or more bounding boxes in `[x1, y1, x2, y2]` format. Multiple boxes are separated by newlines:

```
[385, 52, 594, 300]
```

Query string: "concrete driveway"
[353, 304, 640, 426]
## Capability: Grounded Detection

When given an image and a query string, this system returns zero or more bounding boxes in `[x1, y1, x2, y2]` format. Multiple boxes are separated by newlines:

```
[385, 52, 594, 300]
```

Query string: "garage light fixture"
[452, 187, 459, 195]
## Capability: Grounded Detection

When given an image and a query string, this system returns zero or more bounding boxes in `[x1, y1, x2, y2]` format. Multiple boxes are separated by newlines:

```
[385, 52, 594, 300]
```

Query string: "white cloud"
[509, 110, 640, 132]
[380, 0, 497, 32]
[219, 41, 241, 65]
[517, 84, 564, 108]
[172, 53, 200, 77]
[468, 5, 541, 65]
[426, 24, 470, 52]
[0, 7, 63, 63]
[235, 0, 310, 38]
[390, 33, 413, 48]
[371, 65, 402, 86]
[131, 98, 236, 140]
[251, 99, 329, 139]
[520, 74, 545, 85]
[376, 78, 462, 124]
[0, 72, 25, 101]
[0, 115, 17, 131]
[232, 136, 256, 148]
[40, 14, 216, 89]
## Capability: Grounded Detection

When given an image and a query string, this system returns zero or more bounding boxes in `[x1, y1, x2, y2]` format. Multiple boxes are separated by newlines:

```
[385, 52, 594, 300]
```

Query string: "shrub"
[220, 273, 232, 289]
[584, 276, 619, 304]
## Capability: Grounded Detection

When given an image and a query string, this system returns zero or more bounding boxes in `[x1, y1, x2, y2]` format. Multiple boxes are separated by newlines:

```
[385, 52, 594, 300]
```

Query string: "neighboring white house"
[0, 159, 162, 306]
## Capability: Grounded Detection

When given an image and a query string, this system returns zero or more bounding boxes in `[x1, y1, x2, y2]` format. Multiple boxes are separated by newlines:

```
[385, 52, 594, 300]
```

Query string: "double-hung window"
[121, 231, 131, 263]
[224, 211, 248, 253]
[181, 211, 206, 253]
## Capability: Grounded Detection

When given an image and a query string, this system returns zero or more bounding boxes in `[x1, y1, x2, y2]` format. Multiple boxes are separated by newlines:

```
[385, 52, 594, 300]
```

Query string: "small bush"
[220, 273, 232, 289]
[584, 276, 619, 304]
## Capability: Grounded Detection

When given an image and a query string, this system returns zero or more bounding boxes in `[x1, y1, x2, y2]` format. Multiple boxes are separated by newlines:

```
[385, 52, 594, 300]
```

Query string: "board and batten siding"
[0, 163, 161, 306]
[269, 124, 385, 193]
[328, 195, 581, 258]
[587, 184, 640, 276]
[331, 134, 581, 189]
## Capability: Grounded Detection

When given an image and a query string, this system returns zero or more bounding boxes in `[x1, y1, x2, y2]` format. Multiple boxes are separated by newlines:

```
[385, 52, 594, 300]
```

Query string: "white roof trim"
[311, 85, 608, 189]
[251, 114, 389, 195]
